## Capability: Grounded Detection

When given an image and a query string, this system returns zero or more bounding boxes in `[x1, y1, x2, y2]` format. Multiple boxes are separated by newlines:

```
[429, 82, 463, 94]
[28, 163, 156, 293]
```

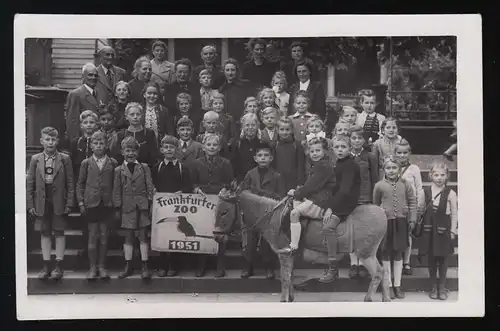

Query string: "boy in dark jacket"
[151, 135, 195, 277]
[321, 134, 361, 283]
[191, 133, 234, 277]
[240, 142, 286, 279]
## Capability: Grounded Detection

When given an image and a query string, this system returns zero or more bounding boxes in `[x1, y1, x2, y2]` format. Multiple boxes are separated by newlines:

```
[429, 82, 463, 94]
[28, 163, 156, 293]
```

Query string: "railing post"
[167, 39, 175, 63]
[221, 38, 229, 66]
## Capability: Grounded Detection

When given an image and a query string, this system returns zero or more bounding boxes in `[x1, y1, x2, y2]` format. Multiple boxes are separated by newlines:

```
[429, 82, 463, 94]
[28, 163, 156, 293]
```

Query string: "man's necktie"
[106, 70, 113, 88]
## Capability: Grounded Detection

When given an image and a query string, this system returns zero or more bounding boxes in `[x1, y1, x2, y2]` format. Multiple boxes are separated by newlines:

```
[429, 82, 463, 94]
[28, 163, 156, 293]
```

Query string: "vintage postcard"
[14, 14, 483, 319]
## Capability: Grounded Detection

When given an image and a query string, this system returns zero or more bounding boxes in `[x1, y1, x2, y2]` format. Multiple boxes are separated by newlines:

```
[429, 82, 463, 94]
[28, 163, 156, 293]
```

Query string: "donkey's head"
[213, 180, 243, 237]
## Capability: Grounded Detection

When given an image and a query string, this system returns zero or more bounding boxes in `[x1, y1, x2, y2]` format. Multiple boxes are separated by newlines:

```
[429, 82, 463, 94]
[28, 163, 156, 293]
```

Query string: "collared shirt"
[299, 79, 311, 91]
[265, 127, 275, 141]
[158, 158, 179, 172]
[200, 88, 216, 111]
[44, 152, 57, 184]
[351, 148, 364, 158]
[93, 154, 108, 171]
[180, 139, 191, 152]
[306, 131, 326, 142]
[84, 84, 95, 96]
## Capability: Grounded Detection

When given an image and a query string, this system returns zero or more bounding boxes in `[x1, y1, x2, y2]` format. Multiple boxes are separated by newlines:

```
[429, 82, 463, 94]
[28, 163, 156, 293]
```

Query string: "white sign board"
[151, 193, 219, 255]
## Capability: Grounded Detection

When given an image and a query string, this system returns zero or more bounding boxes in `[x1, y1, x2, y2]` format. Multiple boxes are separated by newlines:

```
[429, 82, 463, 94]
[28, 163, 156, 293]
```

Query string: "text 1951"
[168, 240, 200, 251]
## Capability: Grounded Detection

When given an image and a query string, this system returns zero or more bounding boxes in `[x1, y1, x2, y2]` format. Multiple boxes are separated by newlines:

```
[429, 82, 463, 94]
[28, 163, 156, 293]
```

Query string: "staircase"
[27, 155, 458, 295]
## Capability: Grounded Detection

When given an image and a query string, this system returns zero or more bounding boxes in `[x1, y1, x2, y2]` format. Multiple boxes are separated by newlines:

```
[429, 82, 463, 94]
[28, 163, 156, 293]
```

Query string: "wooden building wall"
[51, 38, 96, 91]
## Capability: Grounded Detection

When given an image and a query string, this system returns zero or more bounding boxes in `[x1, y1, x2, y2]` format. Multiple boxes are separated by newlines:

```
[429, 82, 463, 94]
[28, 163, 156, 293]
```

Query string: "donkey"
[213, 186, 391, 302]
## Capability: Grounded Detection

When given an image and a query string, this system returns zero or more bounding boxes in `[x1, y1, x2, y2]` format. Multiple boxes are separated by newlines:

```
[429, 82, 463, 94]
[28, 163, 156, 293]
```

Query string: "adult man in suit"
[65, 63, 104, 143]
[95, 46, 127, 106]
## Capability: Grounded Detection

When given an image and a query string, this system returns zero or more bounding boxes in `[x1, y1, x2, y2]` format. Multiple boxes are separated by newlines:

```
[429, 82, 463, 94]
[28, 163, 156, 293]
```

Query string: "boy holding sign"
[191, 133, 235, 277]
[152, 135, 195, 277]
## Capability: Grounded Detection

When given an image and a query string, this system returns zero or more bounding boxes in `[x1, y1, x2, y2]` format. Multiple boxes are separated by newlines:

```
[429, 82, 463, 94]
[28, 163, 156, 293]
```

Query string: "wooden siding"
[51, 39, 96, 91]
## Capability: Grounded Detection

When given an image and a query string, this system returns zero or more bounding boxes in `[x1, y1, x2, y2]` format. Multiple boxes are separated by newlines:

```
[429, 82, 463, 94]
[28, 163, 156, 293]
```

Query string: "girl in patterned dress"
[141, 81, 175, 146]
[113, 102, 159, 168]
[372, 117, 403, 180]
[373, 155, 417, 300]
[395, 139, 425, 276]
[271, 71, 290, 117]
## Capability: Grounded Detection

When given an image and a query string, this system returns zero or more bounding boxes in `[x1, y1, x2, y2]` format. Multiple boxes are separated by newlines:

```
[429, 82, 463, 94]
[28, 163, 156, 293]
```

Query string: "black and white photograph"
[14, 14, 483, 319]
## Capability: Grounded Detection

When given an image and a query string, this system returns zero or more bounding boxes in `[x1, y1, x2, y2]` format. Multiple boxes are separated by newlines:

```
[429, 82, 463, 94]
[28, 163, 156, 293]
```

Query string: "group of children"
[26, 65, 458, 302]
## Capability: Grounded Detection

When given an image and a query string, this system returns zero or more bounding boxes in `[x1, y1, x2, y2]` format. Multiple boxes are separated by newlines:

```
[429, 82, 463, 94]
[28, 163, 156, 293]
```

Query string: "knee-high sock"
[55, 236, 66, 261]
[403, 236, 412, 264]
[41, 235, 51, 261]
[428, 254, 438, 285]
[123, 244, 133, 261]
[382, 260, 392, 287]
[393, 259, 403, 287]
[438, 256, 449, 288]
[290, 222, 301, 249]
[349, 253, 359, 266]
[139, 242, 149, 261]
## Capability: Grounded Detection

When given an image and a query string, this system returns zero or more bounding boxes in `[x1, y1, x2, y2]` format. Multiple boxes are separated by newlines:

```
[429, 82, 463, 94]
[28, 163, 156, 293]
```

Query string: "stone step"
[27, 267, 458, 295]
[27, 245, 458, 271]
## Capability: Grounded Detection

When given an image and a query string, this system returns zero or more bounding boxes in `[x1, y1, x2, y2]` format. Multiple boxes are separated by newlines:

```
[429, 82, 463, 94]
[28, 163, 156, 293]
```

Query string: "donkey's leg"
[278, 253, 294, 302]
[359, 255, 384, 302]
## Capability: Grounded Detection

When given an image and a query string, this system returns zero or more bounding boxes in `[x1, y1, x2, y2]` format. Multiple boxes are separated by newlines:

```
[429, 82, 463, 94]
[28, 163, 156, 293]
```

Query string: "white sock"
[55, 236, 65, 261]
[140, 242, 149, 261]
[382, 261, 392, 287]
[403, 237, 412, 264]
[349, 253, 359, 266]
[41, 236, 51, 261]
[393, 260, 403, 287]
[290, 222, 301, 249]
[123, 244, 133, 261]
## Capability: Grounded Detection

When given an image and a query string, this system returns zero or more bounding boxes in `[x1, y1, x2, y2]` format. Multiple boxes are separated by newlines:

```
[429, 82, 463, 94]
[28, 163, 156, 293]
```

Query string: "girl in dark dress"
[112, 102, 159, 168]
[107, 80, 131, 130]
[418, 163, 458, 300]
[128, 57, 153, 103]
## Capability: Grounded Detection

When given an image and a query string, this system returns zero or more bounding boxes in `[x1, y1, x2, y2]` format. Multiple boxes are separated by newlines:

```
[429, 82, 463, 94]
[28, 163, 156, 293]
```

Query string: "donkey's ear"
[229, 179, 238, 191]
[235, 181, 245, 194]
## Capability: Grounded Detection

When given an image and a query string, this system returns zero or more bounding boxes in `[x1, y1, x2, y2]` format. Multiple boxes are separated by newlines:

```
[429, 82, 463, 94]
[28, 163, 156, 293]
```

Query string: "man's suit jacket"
[95, 64, 126, 106]
[65, 85, 102, 142]
[242, 166, 287, 199]
[112, 162, 155, 213]
[76, 156, 118, 208]
[26, 152, 75, 216]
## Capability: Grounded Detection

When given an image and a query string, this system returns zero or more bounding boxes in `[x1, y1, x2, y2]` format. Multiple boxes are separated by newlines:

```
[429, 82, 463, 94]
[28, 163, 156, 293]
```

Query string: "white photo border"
[14, 14, 484, 319]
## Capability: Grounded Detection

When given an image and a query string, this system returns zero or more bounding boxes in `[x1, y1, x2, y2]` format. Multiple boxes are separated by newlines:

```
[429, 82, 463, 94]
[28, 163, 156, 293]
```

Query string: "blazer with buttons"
[242, 166, 287, 199]
[76, 156, 118, 208]
[26, 152, 75, 216]
[112, 162, 155, 213]
[190, 156, 234, 195]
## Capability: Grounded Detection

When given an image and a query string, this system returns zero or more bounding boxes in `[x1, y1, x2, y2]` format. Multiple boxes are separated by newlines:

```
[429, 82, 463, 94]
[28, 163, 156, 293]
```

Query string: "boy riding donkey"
[279, 135, 361, 283]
